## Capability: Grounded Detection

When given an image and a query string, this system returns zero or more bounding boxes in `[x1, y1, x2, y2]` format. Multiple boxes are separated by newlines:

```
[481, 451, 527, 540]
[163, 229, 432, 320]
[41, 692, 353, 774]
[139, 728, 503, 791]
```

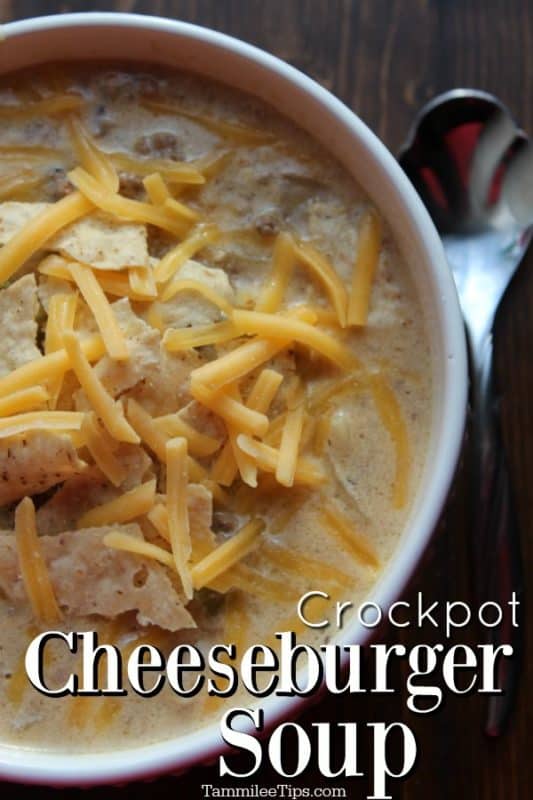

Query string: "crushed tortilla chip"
[0, 202, 150, 270]
[36, 442, 153, 535]
[92, 298, 161, 397]
[0, 431, 85, 506]
[0, 275, 41, 378]
[0, 523, 196, 631]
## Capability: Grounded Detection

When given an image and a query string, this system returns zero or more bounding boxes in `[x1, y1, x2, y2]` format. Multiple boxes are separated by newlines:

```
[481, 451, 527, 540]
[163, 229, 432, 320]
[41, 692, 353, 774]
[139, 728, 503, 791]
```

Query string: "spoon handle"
[470, 330, 524, 736]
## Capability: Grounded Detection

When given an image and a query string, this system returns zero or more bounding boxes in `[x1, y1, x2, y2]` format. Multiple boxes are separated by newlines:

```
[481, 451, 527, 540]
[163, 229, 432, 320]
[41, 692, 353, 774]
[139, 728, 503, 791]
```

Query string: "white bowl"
[0, 12, 467, 787]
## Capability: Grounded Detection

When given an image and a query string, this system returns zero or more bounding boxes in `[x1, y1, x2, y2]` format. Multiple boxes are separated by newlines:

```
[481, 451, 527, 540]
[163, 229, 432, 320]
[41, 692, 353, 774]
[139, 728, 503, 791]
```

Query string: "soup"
[0, 64, 431, 750]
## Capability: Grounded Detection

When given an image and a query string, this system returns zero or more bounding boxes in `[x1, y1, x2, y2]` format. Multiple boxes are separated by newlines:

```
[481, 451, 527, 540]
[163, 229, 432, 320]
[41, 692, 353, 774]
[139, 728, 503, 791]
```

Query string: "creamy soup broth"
[0, 64, 431, 750]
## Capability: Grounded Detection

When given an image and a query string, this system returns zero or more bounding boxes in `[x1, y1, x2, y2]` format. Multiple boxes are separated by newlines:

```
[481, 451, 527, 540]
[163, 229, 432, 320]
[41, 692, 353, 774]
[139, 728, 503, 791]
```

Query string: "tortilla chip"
[187, 482, 214, 543]
[36, 443, 152, 535]
[0, 523, 196, 631]
[36, 468, 117, 535]
[36, 273, 75, 313]
[93, 298, 161, 397]
[74, 297, 199, 415]
[179, 400, 227, 442]
[115, 442, 154, 490]
[127, 348, 201, 416]
[53, 212, 150, 270]
[0, 202, 150, 270]
[147, 259, 234, 330]
[0, 431, 85, 507]
[0, 274, 41, 378]
[0, 201, 49, 243]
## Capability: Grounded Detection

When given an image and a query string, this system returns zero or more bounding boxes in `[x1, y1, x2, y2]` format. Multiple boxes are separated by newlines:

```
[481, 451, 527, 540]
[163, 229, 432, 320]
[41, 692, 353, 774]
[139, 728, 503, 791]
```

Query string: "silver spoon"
[398, 89, 532, 737]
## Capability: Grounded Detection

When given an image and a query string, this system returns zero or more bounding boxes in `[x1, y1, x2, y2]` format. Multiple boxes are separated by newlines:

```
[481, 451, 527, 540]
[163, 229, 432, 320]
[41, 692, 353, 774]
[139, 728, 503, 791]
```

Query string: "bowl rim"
[0, 10, 468, 787]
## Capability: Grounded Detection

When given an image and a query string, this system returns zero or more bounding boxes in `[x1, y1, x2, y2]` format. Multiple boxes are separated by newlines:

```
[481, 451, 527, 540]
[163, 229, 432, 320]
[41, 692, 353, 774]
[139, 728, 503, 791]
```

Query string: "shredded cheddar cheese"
[128, 266, 157, 299]
[143, 172, 172, 205]
[0, 191, 93, 285]
[368, 373, 410, 509]
[187, 456, 209, 483]
[146, 503, 171, 543]
[154, 413, 220, 457]
[161, 278, 233, 314]
[163, 320, 238, 351]
[231, 310, 356, 370]
[81, 412, 127, 488]
[40, 255, 154, 301]
[211, 564, 301, 602]
[125, 398, 168, 462]
[211, 439, 239, 487]
[294, 240, 348, 326]
[77, 479, 156, 529]
[124, 399, 208, 482]
[0, 334, 104, 399]
[111, 152, 205, 186]
[245, 368, 283, 412]
[255, 232, 296, 312]
[62, 331, 139, 444]
[292, 305, 341, 327]
[192, 149, 233, 180]
[225, 386, 257, 487]
[191, 382, 270, 438]
[142, 99, 273, 145]
[348, 209, 382, 326]
[154, 223, 220, 283]
[308, 373, 362, 413]
[0, 94, 84, 118]
[67, 116, 119, 192]
[45, 291, 78, 406]
[67, 260, 129, 360]
[191, 518, 265, 590]
[321, 502, 379, 568]
[103, 530, 175, 570]
[214, 368, 283, 489]
[236, 435, 326, 486]
[0, 144, 64, 161]
[0, 410, 84, 439]
[261, 542, 353, 590]
[68, 167, 194, 238]
[166, 437, 193, 598]
[14, 497, 61, 623]
[276, 402, 305, 487]
[0, 170, 44, 202]
[191, 337, 289, 392]
[255, 233, 348, 325]
[0, 386, 49, 417]
[202, 479, 231, 507]
[163, 196, 200, 225]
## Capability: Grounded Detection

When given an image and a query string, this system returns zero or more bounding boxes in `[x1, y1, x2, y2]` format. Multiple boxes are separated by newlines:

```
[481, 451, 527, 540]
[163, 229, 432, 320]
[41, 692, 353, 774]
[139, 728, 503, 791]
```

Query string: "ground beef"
[134, 131, 184, 161]
[254, 210, 281, 237]
[147, 225, 175, 259]
[43, 167, 73, 201]
[97, 71, 138, 101]
[119, 171, 144, 199]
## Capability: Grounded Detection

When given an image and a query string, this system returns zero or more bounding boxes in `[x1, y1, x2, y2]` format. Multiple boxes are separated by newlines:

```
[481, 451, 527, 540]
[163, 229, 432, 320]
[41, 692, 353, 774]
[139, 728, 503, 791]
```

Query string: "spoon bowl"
[399, 89, 532, 344]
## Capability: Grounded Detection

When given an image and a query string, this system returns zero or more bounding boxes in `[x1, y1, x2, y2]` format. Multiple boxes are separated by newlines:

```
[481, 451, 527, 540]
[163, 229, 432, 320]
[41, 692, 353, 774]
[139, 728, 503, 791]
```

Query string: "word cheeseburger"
[25, 591, 520, 799]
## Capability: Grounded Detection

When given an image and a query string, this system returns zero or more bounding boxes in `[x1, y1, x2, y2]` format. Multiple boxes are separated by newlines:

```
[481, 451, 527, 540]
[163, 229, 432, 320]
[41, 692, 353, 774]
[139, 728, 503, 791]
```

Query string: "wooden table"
[0, 2, 531, 798]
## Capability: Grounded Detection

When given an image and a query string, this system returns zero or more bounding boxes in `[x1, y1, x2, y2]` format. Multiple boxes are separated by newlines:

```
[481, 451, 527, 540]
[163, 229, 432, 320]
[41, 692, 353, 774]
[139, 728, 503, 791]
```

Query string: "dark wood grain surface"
[0, 1, 531, 798]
